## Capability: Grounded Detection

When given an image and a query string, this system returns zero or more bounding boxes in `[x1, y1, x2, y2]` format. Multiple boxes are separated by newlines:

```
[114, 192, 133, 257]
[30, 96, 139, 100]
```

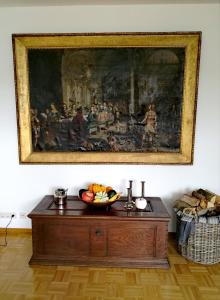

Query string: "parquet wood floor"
[0, 231, 220, 300]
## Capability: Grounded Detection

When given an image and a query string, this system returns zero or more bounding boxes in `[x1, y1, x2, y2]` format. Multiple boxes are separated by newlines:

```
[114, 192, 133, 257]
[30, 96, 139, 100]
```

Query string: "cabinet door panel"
[43, 224, 90, 256]
[108, 225, 156, 258]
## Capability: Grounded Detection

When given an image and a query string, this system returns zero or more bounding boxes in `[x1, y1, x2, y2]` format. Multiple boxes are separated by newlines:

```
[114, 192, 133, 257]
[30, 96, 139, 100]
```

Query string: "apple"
[82, 191, 94, 202]
[135, 197, 147, 210]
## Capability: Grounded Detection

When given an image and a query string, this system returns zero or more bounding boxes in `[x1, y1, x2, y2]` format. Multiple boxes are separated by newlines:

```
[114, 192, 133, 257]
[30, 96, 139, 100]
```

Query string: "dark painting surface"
[28, 47, 185, 153]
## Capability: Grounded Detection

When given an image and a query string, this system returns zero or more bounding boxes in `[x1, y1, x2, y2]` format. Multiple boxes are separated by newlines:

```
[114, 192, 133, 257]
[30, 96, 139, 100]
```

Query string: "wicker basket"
[177, 218, 220, 264]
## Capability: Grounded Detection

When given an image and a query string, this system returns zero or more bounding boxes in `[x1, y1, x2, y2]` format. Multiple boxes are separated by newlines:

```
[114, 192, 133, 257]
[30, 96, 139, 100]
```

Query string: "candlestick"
[141, 181, 145, 198]
[124, 185, 134, 210]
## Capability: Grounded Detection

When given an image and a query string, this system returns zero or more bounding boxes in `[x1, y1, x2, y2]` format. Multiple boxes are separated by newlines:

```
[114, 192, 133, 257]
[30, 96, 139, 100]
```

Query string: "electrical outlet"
[19, 212, 28, 219]
[0, 212, 16, 218]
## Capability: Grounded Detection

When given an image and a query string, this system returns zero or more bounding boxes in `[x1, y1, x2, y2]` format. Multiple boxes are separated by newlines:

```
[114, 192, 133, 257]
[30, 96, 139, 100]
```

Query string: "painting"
[12, 32, 201, 164]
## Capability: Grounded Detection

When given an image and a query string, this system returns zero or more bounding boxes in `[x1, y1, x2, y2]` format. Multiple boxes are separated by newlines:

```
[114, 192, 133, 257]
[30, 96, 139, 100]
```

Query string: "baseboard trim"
[0, 228, 32, 234]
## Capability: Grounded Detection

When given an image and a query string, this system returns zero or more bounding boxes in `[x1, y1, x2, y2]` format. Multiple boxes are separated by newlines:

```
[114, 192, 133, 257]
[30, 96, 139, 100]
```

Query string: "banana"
[109, 193, 120, 202]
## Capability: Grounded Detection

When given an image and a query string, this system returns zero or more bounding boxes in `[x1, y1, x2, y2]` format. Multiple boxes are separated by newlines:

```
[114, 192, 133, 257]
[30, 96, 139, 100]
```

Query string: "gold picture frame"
[12, 32, 201, 164]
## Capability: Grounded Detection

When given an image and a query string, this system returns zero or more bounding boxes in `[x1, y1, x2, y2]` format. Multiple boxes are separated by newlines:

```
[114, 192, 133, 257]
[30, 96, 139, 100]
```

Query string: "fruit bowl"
[79, 183, 120, 207]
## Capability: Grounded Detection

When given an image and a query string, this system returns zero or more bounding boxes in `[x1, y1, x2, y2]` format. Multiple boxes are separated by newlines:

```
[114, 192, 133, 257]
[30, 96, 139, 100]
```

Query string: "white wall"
[0, 3, 219, 230]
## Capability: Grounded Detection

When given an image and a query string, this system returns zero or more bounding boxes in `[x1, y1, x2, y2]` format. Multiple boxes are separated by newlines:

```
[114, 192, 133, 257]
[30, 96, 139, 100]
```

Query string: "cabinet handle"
[95, 229, 102, 236]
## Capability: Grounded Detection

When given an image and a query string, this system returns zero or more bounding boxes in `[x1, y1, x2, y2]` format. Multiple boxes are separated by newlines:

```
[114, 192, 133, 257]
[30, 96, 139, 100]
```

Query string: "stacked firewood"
[174, 189, 220, 217]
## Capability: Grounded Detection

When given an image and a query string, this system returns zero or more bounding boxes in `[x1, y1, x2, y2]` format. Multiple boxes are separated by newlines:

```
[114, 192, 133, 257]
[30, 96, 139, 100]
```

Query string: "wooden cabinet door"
[38, 222, 90, 257]
[107, 223, 157, 258]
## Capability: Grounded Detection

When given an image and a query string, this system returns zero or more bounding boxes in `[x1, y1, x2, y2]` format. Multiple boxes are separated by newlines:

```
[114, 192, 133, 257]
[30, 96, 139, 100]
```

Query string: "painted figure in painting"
[141, 103, 157, 146]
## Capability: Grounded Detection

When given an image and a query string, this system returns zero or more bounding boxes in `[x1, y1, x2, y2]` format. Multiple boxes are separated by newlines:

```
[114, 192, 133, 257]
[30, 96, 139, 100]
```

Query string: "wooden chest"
[28, 196, 170, 268]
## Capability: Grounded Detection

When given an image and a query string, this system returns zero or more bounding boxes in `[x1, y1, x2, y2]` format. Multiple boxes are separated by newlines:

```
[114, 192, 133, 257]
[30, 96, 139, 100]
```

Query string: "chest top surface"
[28, 196, 170, 221]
